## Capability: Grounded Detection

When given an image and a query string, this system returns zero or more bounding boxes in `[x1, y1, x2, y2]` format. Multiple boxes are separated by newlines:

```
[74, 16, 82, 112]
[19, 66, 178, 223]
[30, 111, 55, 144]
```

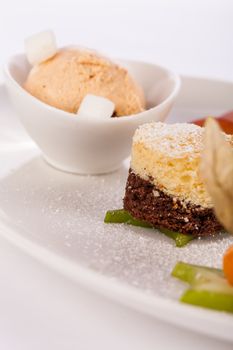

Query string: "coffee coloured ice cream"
[24, 47, 145, 117]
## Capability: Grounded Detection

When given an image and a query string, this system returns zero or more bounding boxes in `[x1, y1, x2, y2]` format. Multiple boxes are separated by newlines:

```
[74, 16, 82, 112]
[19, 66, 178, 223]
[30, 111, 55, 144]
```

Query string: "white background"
[0, 0, 233, 349]
[1, 0, 233, 80]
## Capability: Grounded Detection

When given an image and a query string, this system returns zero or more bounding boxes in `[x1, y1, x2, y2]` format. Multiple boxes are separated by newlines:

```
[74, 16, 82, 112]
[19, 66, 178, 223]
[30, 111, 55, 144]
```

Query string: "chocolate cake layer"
[123, 170, 222, 237]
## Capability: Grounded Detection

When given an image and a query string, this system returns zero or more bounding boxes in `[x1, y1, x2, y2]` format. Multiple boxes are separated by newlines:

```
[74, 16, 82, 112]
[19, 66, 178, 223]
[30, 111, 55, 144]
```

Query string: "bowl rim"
[4, 53, 181, 125]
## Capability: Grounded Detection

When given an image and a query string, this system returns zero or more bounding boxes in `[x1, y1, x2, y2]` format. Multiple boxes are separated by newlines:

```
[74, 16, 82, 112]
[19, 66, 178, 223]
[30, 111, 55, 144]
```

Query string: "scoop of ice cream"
[24, 48, 145, 116]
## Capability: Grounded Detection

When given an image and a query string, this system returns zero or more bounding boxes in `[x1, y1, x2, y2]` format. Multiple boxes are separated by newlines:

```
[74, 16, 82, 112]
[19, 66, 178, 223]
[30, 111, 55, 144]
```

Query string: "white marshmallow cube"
[25, 30, 57, 66]
[77, 94, 115, 119]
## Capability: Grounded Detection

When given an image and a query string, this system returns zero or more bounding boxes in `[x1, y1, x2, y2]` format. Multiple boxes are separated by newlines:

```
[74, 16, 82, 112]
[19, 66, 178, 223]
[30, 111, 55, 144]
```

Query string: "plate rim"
[0, 213, 233, 343]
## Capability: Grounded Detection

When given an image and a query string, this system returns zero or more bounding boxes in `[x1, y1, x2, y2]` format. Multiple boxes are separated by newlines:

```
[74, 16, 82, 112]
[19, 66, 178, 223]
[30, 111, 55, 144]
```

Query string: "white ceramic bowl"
[4, 54, 180, 174]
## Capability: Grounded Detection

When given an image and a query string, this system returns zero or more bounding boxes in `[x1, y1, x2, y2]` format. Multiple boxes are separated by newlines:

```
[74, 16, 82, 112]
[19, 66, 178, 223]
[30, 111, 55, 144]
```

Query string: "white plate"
[0, 77, 233, 342]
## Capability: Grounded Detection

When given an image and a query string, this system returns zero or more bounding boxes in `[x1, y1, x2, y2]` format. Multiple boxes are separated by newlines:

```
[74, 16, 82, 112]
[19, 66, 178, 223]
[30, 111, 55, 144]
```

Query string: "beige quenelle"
[131, 122, 233, 208]
[201, 118, 233, 234]
[24, 47, 145, 116]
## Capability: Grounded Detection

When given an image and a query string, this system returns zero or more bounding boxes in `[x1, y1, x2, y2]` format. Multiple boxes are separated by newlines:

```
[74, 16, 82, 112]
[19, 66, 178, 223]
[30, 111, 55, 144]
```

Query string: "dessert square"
[124, 122, 233, 236]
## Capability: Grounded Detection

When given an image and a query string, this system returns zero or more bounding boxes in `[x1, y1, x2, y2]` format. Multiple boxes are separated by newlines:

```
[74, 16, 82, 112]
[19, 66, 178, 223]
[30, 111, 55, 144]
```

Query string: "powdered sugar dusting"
[134, 122, 233, 158]
[133, 122, 204, 158]
[0, 157, 232, 300]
